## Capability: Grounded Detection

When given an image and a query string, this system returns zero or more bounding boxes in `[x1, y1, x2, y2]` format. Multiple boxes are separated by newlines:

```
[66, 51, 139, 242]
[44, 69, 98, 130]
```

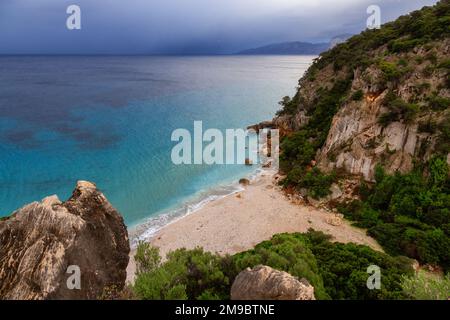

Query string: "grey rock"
[0, 181, 130, 300]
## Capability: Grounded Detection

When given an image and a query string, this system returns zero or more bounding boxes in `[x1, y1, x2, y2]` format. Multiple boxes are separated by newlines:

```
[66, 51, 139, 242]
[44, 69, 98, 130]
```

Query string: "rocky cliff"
[275, 1, 450, 183]
[316, 39, 449, 180]
[0, 181, 130, 300]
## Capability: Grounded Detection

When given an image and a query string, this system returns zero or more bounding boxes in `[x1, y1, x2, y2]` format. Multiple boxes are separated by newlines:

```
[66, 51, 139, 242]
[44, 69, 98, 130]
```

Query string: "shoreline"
[126, 170, 382, 283]
[128, 166, 266, 248]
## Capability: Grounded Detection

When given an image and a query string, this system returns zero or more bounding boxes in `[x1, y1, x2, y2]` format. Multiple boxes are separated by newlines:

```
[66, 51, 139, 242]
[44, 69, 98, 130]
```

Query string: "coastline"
[128, 166, 265, 247]
[126, 170, 382, 283]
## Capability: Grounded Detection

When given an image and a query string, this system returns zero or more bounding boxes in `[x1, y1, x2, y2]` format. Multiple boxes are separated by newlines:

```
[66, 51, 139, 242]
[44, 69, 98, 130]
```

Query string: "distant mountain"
[236, 41, 330, 55]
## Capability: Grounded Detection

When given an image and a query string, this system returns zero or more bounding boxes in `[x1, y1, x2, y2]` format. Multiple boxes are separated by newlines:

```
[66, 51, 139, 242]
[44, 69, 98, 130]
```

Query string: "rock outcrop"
[274, 16, 449, 182]
[316, 40, 450, 180]
[0, 181, 130, 300]
[230, 265, 315, 300]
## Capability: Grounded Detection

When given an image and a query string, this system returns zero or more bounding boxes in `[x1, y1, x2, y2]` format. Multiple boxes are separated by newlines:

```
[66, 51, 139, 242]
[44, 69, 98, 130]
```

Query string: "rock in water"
[0, 181, 130, 300]
[231, 265, 315, 300]
[239, 178, 250, 186]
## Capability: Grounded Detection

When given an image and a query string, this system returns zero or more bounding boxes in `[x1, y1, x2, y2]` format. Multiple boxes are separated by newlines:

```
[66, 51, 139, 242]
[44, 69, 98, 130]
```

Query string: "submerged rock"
[0, 181, 130, 300]
[231, 265, 315, 300]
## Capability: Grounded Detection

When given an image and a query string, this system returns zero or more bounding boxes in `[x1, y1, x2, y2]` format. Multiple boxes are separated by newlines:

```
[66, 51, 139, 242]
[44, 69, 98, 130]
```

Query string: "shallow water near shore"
[0, 55, 313, 230]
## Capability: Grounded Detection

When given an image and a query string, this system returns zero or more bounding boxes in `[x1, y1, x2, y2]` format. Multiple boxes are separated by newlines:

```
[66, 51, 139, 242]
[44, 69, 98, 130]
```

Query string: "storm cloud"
[0, 0, 439, 54]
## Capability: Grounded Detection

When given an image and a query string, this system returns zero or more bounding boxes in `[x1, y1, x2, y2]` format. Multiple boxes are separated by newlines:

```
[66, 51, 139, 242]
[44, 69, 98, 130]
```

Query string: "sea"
[0, 55, 313, 243]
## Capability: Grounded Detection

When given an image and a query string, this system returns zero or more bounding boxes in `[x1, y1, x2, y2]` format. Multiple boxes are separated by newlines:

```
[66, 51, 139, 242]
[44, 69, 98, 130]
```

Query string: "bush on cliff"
[132, 230, 415, 300]
[234, 231, 413, 300]
[133, 244, 236, 300]
[401, 270, 450, 300]
[339, 158, 450, 271]
[232, 232, 330, 300]
[304, 230, 413, 300]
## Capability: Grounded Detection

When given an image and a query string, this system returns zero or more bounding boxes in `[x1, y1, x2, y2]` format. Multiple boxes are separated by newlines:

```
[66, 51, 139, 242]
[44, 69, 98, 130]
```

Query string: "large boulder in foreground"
[231, 265, 315, 300]
[0, 181, 130, 300]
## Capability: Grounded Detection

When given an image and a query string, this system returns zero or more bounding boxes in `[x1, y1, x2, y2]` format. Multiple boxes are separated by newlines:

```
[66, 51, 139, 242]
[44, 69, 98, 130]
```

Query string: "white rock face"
[275, 39, 450, 182]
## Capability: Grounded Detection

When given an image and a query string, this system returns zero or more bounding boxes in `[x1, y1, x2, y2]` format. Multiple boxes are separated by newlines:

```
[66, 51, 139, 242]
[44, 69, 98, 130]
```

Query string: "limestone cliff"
[0, 181, 130, 300]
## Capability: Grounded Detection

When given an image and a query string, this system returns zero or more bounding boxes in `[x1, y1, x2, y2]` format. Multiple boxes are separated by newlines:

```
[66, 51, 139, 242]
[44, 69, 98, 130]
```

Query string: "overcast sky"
[0, 0, 439, 54]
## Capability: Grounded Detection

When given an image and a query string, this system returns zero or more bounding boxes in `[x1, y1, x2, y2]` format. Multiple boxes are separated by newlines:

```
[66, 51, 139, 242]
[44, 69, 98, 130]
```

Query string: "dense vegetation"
[338, 157, 450, 271]
[305, 231, 413, 299]
[310, 0, 450, 74]
[133, 244, 236, 299]
[401, 270, 450, 300]
[232, 232, 330, 300]
[132, 230, 416, 300]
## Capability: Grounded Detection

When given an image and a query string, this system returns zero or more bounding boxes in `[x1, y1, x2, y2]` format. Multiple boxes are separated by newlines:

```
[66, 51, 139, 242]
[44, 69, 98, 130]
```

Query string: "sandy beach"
[126, 170, 381, 283]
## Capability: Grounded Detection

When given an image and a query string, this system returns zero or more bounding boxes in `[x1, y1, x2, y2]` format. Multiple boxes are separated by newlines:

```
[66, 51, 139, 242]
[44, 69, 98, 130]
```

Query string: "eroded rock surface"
[0, 181, 130, 300]
[231, 265, 315, 300]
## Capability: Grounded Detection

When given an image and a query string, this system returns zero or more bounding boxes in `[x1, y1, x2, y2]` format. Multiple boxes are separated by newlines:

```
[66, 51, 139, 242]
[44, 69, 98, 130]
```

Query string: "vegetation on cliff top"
[132, 230, 417, 300]
[339, 157, 450, 271]
[310, 0, 450, 74]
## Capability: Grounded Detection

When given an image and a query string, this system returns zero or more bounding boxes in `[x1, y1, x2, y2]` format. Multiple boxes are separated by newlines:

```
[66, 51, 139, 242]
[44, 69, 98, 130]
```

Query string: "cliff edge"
[0, 181, 130, 300]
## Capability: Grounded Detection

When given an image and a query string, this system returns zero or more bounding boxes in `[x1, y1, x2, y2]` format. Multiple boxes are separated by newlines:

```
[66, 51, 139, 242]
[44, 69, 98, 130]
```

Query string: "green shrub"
[379, 92, 420, 126]
[436, 118, 450, 155]
[344, 161, 450, 271]
[280, 131, 315, 173]
[280, 78, 351, 194]
[425, 51, 438, 64]
[379, 61, 405, 82]
[131, 230, 423, 300]
[277, 96, 296, 115]
[438, 58, 450, 70]
[427, 94, 450, 111]
[133, 246, 236, 300]
[397, 58, 409, 67]
[401, 271, 450, 300]
[134, 241, 161, 274]
[233, 230, 414, 300]
[418, 119, 437, 133]
[388, 38, 423, 53]
[351, 90, 364, 101]
[233, 232, 330, 300]
[297, 168, 336, 199]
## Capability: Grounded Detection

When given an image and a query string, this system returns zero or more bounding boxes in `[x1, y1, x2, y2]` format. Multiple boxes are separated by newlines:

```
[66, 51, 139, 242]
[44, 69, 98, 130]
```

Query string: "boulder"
[231, 265, 315, 300]
[326, 213, 344, 226]
[329, 183, 343, 200]
[239, 178, 250, 186]
[0, 181, 130, 300]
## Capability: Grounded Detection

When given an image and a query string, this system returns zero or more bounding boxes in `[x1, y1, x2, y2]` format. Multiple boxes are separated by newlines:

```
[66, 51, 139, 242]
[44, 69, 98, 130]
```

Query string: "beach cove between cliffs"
[126, 169, 382, 283]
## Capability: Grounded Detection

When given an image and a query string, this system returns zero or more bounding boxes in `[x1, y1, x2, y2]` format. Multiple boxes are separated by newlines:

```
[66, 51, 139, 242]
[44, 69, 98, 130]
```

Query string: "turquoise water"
[0, 55, 313, 234]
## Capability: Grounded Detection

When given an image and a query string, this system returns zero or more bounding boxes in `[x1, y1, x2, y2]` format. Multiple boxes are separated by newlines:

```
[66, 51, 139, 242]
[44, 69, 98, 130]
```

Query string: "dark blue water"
[0, 55, 312, 233]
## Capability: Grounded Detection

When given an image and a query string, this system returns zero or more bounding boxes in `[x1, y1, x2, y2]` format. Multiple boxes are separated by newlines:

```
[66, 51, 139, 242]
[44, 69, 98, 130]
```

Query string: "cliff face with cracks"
[0, 181, 130, 300]
[315, 40, 450, 180]
[274, 2, 450, 183]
